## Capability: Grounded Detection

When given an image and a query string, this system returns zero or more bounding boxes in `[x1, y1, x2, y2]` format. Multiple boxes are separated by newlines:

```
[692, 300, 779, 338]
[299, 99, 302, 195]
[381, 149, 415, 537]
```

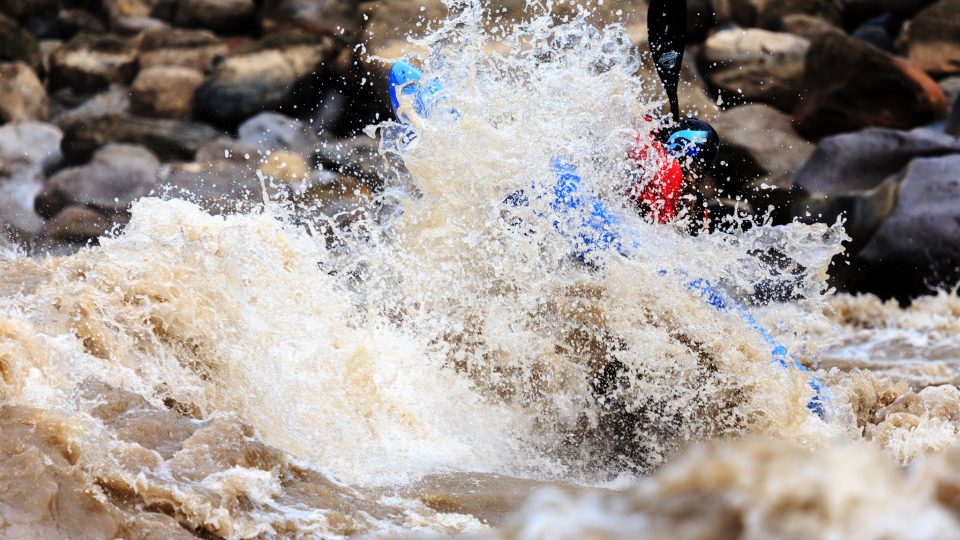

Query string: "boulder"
[138, 28, 227, 71]
[702, 28, 809, 110]
[1, 0, 58, 20]
[841, 0, 937, 18]
[60, 113, 221, 162]
[850, 155, 960, 299]
[56, 8, 107, 38]
[158, 160, 264, 214]
[794, 31, 948, 139]
[792, 128, 960, 250]
[48, 34, 138, 92]
[236, 112, 320, 157]
[35, 143, 160, 219]
[42, 204, 114, 243]
[174, 0, 256, 34]
[0, 121, 62, 180]
[780, 14, 843, 41]
[0, 62, 48, 122]
[110, 16, 170, 35]
[261, 0, 361, 41]
[711, 104, 814, 217]
[0, 13, 41, 71]
[0, 177, 45, 241]
[130, 66, 204, 119]
[906, 0, 960, 77]
[51, 83, 130, 124]
[193, 34, 338, 128]
[710, 0, 843, 29]
[101, 0, 175, 21]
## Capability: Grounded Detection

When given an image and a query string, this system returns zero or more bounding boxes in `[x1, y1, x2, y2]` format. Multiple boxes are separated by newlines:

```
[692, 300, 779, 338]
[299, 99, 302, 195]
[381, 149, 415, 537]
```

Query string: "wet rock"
[35, 143, 160, 218]
[793, 128, 960, 250]
[194, 34, 338, 128]
[138, 27, 227, 71]
[175, 0, 257, 33]
[0, 0, 58, 20]
[0, 62, 48, 122]
[56, 8, 107, 37]
[850, 155, 960, 299]
[941, 76, 960, 105]
[0, 121, 62, 180]
[130, 66, 204, 119]
[261, 0, 362, 41]
[703, 28, 809, 110]
[711, 0, 843, 29]
[50, 83, 130, 124]
[712, 104, 814, 218]
[795, 31, 948, 139]
[110, 15, 170, 35]
[60, 113, 221, 162]
[236, 112, 320, 157]
[841, 0, 936, 18]
[158, 160, 264, 213]
[102, 0, 174, 21]
[0, 13, 41, 71]
[906, 0, 960, 77]
[42, 204, 114, 242]
[0, 174, 44, 242]
[779, 13, 843, 41]
[48, 34, 138, 92]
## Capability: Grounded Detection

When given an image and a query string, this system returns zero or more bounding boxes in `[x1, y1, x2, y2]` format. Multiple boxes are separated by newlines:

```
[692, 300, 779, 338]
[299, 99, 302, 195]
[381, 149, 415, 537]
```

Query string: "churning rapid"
[4, 2, 960, 538]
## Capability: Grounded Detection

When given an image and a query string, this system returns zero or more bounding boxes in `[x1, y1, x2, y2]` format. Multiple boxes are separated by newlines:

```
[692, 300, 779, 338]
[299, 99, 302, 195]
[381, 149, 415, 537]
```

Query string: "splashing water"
[6, 1, 960, 538]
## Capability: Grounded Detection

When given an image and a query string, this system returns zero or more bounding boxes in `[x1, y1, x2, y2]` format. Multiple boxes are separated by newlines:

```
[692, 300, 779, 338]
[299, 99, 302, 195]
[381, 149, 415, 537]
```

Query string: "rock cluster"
[0, 0, 958, 299]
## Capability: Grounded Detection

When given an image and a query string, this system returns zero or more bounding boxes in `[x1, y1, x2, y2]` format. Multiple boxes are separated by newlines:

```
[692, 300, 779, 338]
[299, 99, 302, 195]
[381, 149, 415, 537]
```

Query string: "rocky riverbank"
[0, 0, 959, 299]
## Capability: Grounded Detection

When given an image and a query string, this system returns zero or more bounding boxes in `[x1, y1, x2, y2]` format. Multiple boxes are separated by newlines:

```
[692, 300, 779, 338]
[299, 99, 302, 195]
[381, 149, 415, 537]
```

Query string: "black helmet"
[661, 118, 720, 167]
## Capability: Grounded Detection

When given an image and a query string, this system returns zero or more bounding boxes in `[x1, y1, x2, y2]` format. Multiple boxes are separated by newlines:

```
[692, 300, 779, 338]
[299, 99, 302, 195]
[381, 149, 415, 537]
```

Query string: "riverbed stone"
[703, 28, 809, 110]
[795, 31, 948, 138]
[0, 62, 48, 122]
[60, 113, 221, 162]
[0, 13, 41, 71]
[236, 112, 320, 157]
[138, 28, 227, 71]
[174, 0, 257, 34]
[35, 143, 160, 219]
[42, 204, 114, 242]
[848, 154, 960, 299]
[48, 33, 138, 92]
[261, 0, 361, 41]
[0, 121, 62, 180]
[711, 0, 843, 29]
[906, 0, 960, 77]
[193, 33, 338, 127]
[130, 66, 204, 119]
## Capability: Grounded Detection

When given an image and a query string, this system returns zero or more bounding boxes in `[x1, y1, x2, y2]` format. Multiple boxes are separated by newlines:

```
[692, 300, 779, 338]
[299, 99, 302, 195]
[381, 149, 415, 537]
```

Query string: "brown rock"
[795, 31, 948, 139]
[43, 204, 113, 242]
[0, 62, 48, 122]
[138, 27, 227, 71]
[48, 33, 138, 92]
[1, 0, 58, 19]
[780, 14, 844, 41]
[60, 113, 221, 162]
[0, 13, 41, 71]
[174, 0, 256, 33]
[712, 103, 815, 183]
[262, 0, 361, 41]
[194, 34, 338, 127]
[703, 28, 810, 110]
[130, 66, 204, 119]
[711, 0, 843, 29]
[906, 0, 960, 77]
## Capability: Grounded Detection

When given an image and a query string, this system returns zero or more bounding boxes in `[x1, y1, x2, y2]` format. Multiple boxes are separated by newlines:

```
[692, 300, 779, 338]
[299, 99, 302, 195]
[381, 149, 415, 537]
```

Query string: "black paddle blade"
[648, 0, 687, 122]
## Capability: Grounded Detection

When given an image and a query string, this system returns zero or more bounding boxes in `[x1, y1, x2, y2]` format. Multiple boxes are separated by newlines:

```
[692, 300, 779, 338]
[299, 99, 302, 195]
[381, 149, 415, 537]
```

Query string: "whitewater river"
[3, 3, 960, 539]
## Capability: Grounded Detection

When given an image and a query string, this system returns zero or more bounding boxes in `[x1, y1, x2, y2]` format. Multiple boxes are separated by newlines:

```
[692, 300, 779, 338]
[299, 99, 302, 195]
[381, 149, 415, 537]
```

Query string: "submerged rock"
[703, 28, 809, 110]
[795, 31, 948, 138]
[0, 62, 47, 122]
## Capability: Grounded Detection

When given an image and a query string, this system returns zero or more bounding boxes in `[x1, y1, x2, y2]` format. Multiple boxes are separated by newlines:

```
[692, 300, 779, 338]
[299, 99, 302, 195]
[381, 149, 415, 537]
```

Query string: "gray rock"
[51, 83, 130, 124]
[0, 62, 48, 122]
[138, 28, 227, 71]
[35, 144, 160, 219]
[703, 28, 809, 110]
[48, 33, 138, 92]
[158, 160, 264, 214]
[175, 0, 257, 33]
[237, 112, 320, 157]
[41, 204, 114, 243]
[0, 177, 44, 241]
[261, 0, 361, 42]
[0, 121, 62, 180]
[60, 113, 222, 162]
[130, 66, 204, 119]
[193, 34, 339, 127]
[793, 128, 960, 250]
[795, 30, 948, 138]
[0, 13, 41, 71]
[940, 76, 960, 106]
[907, 0, 960, 77]
[851, 155, 960, 298]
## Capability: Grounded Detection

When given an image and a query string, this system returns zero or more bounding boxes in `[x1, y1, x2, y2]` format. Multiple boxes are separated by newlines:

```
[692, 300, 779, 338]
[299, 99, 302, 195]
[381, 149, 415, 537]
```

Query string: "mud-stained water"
[4, 1, 960, 538]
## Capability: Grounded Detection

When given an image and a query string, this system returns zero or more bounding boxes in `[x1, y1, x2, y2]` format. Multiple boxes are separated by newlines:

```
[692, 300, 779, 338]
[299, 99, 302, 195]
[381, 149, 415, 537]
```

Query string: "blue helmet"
[661, 118, 720, 167]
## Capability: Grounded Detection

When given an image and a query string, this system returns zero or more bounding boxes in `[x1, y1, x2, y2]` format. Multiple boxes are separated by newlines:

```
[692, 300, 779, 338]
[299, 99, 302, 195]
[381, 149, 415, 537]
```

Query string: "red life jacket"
[626, 135, 685, 224]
